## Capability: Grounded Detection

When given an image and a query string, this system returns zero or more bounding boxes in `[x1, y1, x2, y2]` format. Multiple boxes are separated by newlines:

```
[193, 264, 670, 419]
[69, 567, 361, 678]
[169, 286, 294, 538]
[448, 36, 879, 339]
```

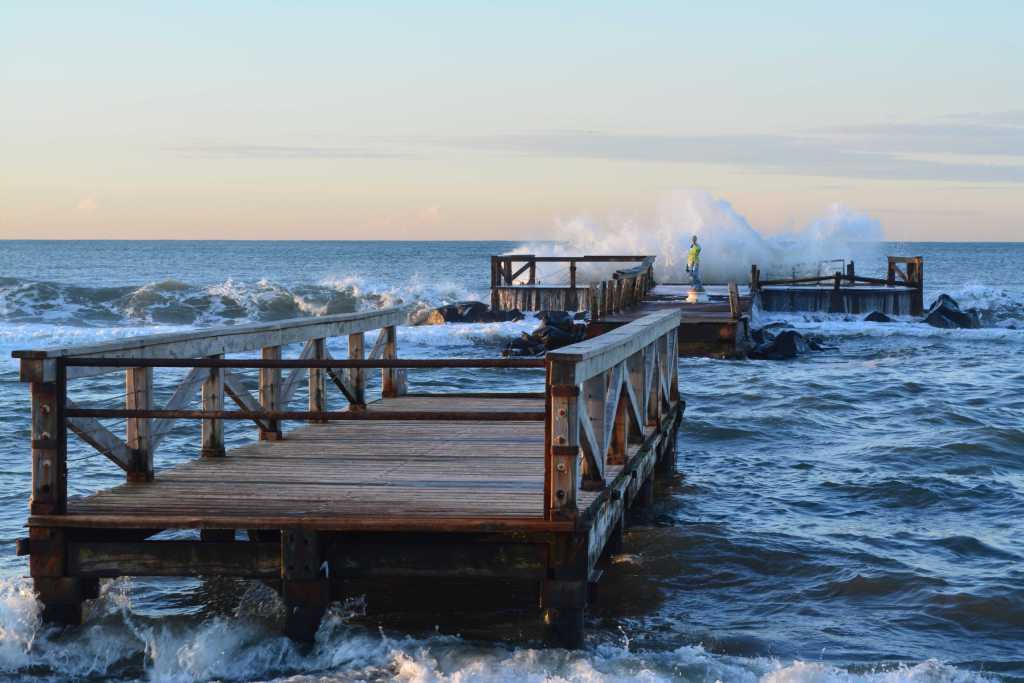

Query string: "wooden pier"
[491, 254, 750, 356]
[13, 307, 682, 646]
[490, 255, 655, 312]
[752, 256, 924, 316]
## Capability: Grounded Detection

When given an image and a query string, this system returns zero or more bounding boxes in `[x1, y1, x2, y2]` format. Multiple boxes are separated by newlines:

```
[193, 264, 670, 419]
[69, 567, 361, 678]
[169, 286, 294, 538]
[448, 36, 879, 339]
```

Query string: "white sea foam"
[508, 190, 884, 285]
[0, 577, 999, 683]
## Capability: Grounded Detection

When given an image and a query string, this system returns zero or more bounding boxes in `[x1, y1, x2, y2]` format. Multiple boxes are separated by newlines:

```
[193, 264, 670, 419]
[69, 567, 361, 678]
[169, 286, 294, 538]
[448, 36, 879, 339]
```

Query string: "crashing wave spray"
[509, 189, 885, 284]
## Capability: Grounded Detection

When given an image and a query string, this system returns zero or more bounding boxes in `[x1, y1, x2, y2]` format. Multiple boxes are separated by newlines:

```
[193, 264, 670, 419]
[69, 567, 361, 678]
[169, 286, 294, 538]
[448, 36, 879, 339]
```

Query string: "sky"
[1, 1, 1022, 241]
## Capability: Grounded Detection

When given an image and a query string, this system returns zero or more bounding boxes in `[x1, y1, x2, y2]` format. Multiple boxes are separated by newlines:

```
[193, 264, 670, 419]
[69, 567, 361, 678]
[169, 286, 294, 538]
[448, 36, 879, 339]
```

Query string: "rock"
[749, 330, 814, 360]
[536, 310, 574, 332]
[864, 311, 893, 323]
[924, 295, 979, 329]
[417, 301, 524, 325]
[503, 312, 586, 356]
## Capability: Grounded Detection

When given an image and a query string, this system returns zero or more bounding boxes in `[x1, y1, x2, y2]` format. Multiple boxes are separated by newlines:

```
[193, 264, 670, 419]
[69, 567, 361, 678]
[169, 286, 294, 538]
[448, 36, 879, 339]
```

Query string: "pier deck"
[589, 284, 753, 357]
[33, 396, 602, 531]
[14, 306, 682, 647]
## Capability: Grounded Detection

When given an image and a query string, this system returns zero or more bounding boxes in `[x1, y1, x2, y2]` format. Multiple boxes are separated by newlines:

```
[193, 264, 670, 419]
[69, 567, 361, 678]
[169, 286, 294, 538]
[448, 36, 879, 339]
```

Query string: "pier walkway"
[14, 306, 682, 646]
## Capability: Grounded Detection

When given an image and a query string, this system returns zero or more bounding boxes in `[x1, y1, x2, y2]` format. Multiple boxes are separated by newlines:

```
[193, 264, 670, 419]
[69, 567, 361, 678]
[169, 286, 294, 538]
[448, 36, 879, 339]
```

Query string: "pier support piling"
[281, 529, 328, 642]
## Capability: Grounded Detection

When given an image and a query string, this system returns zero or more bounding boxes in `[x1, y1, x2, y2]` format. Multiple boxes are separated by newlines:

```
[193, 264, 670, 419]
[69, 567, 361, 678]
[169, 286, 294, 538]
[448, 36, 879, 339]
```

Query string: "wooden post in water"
[201, 355, 225, 456]
[259, 346, 283, 440]
[281, 529, 328, 642]
[125, 366, 153, 480]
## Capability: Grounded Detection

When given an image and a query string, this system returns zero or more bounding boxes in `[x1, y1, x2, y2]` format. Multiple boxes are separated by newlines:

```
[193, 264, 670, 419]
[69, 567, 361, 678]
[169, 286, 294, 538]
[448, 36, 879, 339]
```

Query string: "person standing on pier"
[686, 235, 703, 291]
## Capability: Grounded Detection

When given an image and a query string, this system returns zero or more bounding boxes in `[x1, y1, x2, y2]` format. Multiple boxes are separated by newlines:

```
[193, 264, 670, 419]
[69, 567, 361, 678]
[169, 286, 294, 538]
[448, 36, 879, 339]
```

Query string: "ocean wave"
[0, 275, 485, 329]
[0, 577, 1000, 683]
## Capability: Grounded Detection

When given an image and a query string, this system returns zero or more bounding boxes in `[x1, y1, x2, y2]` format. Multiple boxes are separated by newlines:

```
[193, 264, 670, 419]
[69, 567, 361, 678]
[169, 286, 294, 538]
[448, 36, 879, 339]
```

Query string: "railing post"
[381, 325, 403, 398]
[829, 272, 843, 314]
[309, 339, 327, 423]
[546, 360, 578, 520]
[569, 259, 577, 290]
[201, 355, 225, 457]
[490, 256, 500, 310]
[348, 332, 366, 407]
[260, 346, 283, 440]
[909, 257, 924, 316]
[29, 360, 66, 514]
[847, 261, 855, 283]
[887, 257, 896, 285]
[529, 258, 537, 285]
[126, 366, 153, 481]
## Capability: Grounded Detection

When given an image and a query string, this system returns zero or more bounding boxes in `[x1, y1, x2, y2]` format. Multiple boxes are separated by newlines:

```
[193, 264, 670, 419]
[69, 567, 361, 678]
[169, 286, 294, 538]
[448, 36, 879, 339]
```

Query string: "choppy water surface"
[0, 240, 1021, 682]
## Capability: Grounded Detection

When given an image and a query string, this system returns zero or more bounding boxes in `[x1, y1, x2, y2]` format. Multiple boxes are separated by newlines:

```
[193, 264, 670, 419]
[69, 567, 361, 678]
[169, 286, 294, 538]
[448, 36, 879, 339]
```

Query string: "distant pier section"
[751, 256, 924, 316]
[490, 253, 751, 357]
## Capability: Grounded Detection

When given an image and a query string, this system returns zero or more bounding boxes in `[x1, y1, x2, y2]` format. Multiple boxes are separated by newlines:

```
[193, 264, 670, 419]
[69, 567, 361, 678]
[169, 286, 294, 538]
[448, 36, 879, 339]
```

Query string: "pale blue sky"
[2, 1, 1022, 240]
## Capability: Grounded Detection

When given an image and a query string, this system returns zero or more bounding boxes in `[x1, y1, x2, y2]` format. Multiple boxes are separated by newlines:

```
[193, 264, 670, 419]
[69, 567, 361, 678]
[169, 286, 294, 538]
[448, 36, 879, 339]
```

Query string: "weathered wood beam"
[66, 399, 132, 472]
[14, 307, 411, 380]
[202, 356, 225, 457]
[222, 370, 271, 432]
[30, 373, 67, 515]
[279, 340, 317, 408]
[125, 366, 153, 482]
[67, 541, 279, 577]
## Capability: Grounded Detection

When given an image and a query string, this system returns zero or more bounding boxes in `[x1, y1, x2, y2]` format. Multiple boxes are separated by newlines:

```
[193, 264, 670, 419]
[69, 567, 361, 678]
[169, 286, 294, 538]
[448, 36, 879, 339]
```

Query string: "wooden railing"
[544, 309, 681, 520]
[751, 255, 925, 315]
[491, 254, 652, 290]
[15, 307, 682, 523]
[13, 308, 547, 516]
[586, 257, 656, 320]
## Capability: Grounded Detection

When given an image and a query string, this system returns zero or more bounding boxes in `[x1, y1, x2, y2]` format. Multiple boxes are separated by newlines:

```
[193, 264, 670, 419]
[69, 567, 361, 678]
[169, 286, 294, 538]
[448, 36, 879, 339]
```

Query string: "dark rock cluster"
[923, 294, 980, 329]
[416, 301, 524, 325]
[749, 324, 826, 360]
[504, 310, 587, 356]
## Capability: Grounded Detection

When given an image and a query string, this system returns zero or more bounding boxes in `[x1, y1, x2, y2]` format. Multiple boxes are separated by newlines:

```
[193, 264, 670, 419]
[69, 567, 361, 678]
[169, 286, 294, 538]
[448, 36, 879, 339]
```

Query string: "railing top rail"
[547, 309, 680, 383]
[495, 254, 654, 264]
[13, 306, 410, 361]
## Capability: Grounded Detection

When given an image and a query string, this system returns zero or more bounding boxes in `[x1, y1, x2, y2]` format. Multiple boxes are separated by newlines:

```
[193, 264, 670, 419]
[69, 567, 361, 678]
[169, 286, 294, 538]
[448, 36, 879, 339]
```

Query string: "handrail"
[17, 307, 415, 513]
[587, 257, 656, 321]
[490, 254, 654, 290]
[544, 310, 681, 520]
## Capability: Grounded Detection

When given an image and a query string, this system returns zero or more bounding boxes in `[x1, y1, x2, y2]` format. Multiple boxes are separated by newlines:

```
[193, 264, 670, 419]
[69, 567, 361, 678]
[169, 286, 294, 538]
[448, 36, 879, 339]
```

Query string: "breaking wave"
[508, 189, 885, 284]
[0, 576, 999, 683]
[0, 275, 483, 329]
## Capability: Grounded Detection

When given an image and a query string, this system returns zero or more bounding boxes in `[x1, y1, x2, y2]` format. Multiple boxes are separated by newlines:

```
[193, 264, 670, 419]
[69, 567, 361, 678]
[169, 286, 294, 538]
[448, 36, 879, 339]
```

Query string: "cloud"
[946, 109, 1024, 126]
[76, 196, 98, 212]
[815, 122, 1024, 156]
[446, 130, 1024, 183]
[169, 144, 419, 160]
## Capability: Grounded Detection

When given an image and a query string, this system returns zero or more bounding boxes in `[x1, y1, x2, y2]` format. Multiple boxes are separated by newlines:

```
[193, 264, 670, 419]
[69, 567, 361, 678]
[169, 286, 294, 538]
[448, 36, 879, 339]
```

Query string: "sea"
[0, 240, 1021, 682]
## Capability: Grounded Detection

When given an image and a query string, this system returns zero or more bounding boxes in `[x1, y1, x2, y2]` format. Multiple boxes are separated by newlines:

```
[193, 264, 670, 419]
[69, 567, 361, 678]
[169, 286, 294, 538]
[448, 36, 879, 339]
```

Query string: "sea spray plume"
[509, 189, 886, 285]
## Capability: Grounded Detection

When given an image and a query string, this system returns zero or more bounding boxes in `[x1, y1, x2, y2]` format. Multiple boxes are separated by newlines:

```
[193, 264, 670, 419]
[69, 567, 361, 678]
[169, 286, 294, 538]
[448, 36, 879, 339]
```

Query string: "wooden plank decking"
[32, 397, 607, 531]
